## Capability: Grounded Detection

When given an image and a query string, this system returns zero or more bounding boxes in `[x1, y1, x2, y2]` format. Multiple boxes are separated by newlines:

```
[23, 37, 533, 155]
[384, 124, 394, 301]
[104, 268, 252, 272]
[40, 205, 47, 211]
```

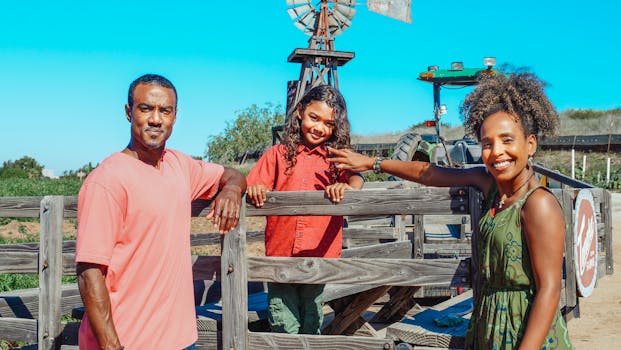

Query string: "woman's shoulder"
[521, 186, 562, 221]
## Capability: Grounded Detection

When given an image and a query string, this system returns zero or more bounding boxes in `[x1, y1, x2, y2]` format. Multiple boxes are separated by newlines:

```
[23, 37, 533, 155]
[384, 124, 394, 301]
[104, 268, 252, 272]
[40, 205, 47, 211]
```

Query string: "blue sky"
[1, 1, 619, 175]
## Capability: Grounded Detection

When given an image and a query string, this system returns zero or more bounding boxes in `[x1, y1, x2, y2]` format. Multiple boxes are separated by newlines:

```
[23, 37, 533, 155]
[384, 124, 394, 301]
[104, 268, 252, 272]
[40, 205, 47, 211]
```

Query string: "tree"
[62, 162, 98, 179]
[0, 156, 44, 179]
[206, 103, 284, 164]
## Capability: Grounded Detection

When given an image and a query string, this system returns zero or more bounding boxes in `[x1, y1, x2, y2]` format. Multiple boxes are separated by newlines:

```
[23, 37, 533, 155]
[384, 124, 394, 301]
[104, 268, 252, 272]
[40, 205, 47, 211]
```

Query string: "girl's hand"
[327, 147, 374, 172]
[247, 184, 268, 207]
[325, 182, 356, 203]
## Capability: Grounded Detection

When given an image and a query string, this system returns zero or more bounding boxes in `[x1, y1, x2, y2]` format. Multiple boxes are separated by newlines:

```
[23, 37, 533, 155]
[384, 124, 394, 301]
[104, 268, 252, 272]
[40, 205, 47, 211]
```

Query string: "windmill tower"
[284, 0, 412, 119]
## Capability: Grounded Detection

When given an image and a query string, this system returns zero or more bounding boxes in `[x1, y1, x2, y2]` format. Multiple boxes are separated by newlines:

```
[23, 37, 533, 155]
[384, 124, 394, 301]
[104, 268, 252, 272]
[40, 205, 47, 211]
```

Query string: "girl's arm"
[519, 189, 566, 349]
[327, 147, 492, 193]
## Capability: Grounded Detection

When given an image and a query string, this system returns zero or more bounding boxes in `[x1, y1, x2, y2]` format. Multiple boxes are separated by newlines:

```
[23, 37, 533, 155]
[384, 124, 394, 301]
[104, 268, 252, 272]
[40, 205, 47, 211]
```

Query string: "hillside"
[351, 108, 621, 144]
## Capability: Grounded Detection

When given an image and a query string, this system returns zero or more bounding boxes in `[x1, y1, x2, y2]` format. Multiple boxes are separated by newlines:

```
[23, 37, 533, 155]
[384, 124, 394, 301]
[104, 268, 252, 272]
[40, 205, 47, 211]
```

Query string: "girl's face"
[297, 100, 335, 147]
[479, 111, 536, 183]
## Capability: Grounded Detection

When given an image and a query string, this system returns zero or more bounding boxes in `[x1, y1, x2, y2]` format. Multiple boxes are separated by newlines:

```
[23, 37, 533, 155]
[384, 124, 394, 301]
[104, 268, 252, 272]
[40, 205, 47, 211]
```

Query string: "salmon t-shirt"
[75, 149, 224, 349]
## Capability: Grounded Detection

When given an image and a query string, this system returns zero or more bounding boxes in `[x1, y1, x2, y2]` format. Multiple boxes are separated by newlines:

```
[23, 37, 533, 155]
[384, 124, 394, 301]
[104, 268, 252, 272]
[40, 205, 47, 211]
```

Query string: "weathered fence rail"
[0, 170, 614, 349]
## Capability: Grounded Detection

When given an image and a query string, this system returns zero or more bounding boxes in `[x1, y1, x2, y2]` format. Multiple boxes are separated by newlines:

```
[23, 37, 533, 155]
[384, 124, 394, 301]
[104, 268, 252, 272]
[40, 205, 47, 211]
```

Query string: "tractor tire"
[389, 132, 429, 181]
[391, 132, 422, 162]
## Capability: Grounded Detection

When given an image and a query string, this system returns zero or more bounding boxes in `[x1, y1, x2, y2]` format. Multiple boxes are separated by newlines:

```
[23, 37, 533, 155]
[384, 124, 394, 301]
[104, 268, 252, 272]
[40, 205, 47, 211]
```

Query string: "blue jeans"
[184, 345, 195, 350]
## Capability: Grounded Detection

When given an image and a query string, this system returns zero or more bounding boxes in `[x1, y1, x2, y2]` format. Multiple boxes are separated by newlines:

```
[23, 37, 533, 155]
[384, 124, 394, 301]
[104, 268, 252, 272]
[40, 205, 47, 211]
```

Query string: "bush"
[0, 178, 82, 197]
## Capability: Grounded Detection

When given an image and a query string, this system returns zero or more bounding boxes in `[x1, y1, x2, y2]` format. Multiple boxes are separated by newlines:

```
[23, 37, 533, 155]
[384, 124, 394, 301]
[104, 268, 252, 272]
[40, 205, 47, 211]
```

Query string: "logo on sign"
[574, 189, 597, 297]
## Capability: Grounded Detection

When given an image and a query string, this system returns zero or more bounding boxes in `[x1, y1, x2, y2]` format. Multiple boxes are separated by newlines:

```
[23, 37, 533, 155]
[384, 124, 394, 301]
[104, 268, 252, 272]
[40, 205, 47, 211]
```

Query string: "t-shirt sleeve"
[338, 168, 363, 184]
[190, 159, 225, 200]
[246, 146, 279, 189]
[75, 182, 124, 266]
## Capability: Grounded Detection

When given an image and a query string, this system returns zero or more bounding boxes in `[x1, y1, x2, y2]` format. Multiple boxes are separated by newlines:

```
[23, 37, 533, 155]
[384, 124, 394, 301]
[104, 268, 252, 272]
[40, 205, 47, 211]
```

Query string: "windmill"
[283, 0, 412, 121]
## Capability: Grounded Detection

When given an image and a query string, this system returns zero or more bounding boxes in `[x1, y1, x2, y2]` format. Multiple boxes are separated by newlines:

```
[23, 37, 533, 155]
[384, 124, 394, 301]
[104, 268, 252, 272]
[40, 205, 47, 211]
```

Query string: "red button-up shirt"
[246, 144, 354, 258]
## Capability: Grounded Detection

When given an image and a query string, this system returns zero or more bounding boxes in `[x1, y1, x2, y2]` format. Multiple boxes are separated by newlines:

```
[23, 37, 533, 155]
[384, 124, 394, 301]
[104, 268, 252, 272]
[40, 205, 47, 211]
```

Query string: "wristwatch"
[373, 157, 386, 174]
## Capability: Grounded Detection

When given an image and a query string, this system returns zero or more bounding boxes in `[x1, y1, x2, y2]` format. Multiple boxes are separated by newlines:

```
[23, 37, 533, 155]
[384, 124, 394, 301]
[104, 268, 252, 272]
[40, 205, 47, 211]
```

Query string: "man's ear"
[125, 104, 132, 122]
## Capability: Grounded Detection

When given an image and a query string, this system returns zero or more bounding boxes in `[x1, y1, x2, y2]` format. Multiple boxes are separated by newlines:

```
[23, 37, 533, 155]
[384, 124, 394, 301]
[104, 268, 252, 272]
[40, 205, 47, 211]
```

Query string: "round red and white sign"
[574, 189, 598, 297]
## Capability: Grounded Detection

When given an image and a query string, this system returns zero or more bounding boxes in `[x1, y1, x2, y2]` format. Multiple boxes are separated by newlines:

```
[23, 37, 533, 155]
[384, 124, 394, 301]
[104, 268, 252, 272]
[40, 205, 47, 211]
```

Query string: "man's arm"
[207, 167, 247, 233]
[76, 262, 123, 350]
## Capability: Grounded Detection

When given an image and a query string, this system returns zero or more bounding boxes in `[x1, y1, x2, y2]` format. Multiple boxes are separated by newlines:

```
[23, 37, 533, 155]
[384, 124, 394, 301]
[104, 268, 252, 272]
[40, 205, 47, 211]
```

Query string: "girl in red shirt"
[246, 84, 364, 334]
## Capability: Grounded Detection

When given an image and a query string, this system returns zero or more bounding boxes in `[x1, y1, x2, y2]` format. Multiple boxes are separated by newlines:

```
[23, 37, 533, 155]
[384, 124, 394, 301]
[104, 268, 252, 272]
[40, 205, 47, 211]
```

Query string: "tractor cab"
[392, 57, 499, 169]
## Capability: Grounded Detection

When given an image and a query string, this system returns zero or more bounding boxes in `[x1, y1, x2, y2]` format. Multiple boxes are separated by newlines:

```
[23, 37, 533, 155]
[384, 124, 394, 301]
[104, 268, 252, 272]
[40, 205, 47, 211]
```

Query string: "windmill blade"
[327, 13, 345, 36]
[287, 3, 313, 21]
[334, 0, 357, 6]
[295, 8, 318, 35]
[286, 0, 311, 5]
[334, 3, 356, 20]
[331, 7, 353, 29]
[367, 0, 412, 24]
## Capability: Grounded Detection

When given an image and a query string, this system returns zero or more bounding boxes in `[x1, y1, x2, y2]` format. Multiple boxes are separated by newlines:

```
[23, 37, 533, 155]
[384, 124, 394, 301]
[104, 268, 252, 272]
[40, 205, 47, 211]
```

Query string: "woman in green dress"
[328, 72, 573, 349]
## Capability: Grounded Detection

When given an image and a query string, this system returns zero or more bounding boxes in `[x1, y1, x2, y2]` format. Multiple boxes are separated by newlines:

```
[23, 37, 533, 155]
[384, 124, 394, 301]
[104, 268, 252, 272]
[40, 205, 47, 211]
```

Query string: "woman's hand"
[327, 147, 374, 172]
[247, 184, 268, 207]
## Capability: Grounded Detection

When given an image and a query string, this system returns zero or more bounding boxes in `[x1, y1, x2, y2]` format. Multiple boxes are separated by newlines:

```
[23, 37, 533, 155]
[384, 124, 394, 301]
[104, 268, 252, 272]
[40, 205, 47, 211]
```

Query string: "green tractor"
[391, 57, 499, 169]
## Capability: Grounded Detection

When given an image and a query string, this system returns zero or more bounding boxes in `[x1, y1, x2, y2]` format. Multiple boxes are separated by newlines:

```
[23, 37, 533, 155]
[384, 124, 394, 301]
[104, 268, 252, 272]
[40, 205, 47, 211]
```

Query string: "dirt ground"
[1, 196, 619, 348]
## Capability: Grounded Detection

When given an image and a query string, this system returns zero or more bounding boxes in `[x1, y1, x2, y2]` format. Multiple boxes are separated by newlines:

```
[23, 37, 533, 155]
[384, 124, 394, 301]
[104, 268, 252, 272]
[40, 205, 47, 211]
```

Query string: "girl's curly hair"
[282, 84, 351, 182]
[461, 71, 559, 140]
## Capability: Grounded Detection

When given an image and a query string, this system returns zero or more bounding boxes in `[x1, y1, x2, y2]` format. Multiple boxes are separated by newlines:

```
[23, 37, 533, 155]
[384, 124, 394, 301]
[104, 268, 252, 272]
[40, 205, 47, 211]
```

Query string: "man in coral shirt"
[75, 74, 246, 350]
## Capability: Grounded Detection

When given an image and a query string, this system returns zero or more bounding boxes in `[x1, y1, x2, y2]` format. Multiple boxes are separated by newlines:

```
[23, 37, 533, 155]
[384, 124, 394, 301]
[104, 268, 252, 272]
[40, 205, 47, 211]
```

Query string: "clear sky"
[1, 1, 619, 175]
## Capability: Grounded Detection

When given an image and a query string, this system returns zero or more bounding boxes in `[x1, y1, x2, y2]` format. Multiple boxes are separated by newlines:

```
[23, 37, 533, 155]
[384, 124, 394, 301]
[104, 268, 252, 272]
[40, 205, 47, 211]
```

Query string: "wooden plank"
[39, 196, 65, 350]
[602, 189, 614, 275]
[412, 215, 424, 259]
[342, 226, 398, 240]
[534, 165, 595, 189]
[194, 188, 468, 218]
[0, 251, 76, 275]
[220, 202, 248, 350]
[423, 215, 470, 225]
[468, 187, 483, 314]
[248, 332, 393, 350]
[247, 257, 470, 287]
[192, 255, 221, 281]
[0, 284, 82, 318]
[248, 188, 468, 216]
[370, 286, 422, 323]
[322, 285, 391, 335]
[560, 189, 577, 309]
[0, 317, 38, 343]
[323, 284, 382, 303]
[0, 240, 76, 253]
[361, 180, 420, 189]
[196, 330, 221, 350]
[385, 295, 473, 349]
[341, 241, 411, 259]
[191, 230, 264, 246]
[0, 196, 78, 218]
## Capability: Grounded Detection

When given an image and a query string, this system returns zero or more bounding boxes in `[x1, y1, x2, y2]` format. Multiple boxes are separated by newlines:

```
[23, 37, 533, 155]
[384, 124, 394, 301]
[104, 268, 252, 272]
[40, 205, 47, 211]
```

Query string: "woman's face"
[297, 100, 335, 147]
[479, 111, 536, 183]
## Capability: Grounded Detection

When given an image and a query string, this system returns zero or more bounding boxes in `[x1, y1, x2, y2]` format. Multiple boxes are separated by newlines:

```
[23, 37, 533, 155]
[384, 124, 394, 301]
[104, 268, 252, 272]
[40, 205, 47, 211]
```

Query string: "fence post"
[39, 196, 64, 350]
[468, 187, 483, 307]
[221, 199, 248, 350]
[560, 189, 577, 317]
[602, 189, 614, 275]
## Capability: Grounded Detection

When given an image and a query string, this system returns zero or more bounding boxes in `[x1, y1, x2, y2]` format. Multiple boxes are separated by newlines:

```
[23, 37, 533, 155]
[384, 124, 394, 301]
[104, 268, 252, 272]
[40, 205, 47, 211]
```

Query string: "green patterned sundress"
[465, 184, 573, 349]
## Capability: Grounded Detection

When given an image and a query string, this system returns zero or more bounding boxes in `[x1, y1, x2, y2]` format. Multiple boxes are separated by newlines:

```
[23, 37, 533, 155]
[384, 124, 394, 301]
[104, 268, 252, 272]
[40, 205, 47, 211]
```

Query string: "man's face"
[125, 83, 177, 151]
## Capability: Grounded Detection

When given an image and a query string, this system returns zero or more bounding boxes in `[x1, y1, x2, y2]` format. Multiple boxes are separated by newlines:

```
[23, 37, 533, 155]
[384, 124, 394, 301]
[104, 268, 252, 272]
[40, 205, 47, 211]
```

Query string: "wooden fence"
[0, 174, 614, 349]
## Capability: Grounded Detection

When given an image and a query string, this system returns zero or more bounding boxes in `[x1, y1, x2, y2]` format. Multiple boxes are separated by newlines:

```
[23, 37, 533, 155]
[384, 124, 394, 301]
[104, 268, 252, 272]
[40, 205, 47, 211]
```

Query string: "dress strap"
[514, 185, 550, 209]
